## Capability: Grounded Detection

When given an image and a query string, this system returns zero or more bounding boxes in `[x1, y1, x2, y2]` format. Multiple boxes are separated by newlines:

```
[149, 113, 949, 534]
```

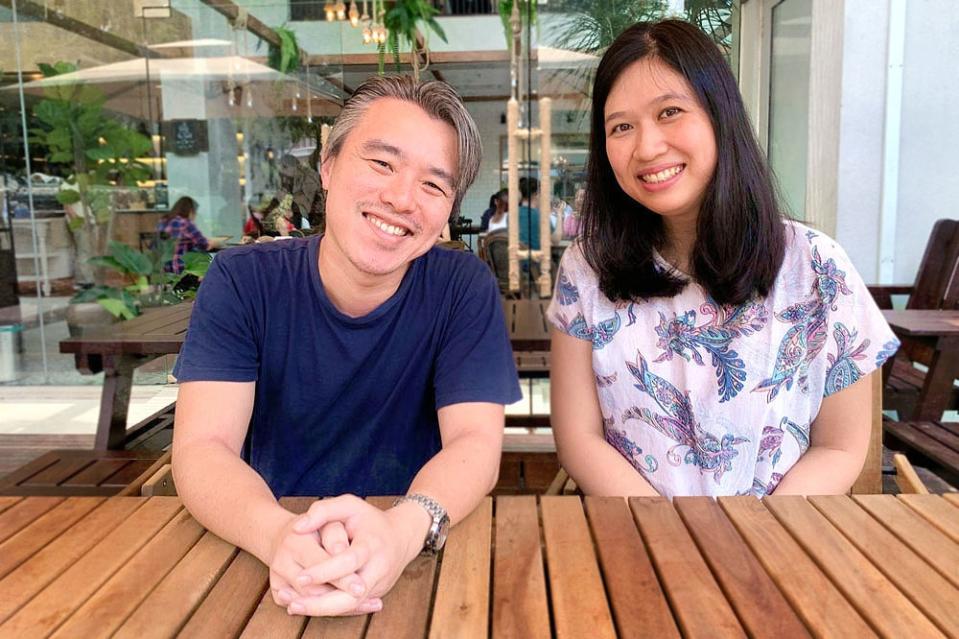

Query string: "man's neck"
[318, 237, 409, 318]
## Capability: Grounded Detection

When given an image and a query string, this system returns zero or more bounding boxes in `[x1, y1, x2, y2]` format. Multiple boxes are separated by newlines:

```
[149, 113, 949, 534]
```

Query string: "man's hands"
[267, 511, 384, 616]
[282, 495, 432, 616]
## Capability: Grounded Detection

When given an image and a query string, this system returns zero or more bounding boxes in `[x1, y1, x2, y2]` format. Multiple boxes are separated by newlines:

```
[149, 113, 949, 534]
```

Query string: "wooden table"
[1, 494, 957, 638]
[882, 310, 959, 421]
[60, 303, 192, 450]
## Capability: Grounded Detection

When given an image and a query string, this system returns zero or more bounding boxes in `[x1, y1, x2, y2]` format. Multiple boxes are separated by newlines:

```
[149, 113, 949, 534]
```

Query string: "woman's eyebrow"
[604, 93, 693, 123]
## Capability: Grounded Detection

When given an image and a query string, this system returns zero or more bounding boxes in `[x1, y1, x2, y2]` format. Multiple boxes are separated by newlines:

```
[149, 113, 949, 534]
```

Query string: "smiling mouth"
[639, 164, 685, 184]
[364, 212, 411, 237]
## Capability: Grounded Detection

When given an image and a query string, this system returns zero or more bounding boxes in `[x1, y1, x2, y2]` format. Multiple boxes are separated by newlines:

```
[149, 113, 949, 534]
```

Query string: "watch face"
[433, 515, 451, 551]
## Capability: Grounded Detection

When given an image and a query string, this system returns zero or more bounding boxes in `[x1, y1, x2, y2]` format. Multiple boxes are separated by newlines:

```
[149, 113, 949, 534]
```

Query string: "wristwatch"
[393, 493, 450, 555]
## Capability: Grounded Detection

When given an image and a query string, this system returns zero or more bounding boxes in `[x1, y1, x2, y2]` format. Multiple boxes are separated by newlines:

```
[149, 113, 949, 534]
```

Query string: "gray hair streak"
[322, 75, 481, 215]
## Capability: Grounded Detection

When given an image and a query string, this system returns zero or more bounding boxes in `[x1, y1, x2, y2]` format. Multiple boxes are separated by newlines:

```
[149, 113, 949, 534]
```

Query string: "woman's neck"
[660, 217, 698, 274]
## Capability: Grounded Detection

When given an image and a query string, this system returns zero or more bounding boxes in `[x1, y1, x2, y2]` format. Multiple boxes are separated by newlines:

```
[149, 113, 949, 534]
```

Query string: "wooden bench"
[884, 419, 959, 485]
[0, 402, 177, 496]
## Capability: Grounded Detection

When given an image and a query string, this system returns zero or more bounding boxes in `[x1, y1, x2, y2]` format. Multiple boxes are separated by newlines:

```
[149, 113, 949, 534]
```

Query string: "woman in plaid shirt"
[157, 196, 212, 273]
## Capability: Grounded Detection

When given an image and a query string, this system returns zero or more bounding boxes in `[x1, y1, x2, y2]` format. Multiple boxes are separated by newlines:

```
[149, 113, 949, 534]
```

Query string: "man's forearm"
[406, 431, 500, 526]
[173, 440, 293, 564]
[773, 446, 864, 496]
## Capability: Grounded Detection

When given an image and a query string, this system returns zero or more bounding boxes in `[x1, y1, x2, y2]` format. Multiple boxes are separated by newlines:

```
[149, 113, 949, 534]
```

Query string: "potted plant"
[29, 61, 154, 288]
[66, 239, 211, 336]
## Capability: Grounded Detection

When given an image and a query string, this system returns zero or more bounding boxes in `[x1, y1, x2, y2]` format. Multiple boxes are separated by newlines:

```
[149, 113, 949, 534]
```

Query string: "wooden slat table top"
[1, 495, 957, 638]
[882, 309, 959, 337]
[59, 302, 193, 355]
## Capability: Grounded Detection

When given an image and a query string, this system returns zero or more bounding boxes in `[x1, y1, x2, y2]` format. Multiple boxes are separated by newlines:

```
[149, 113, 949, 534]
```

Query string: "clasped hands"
[268, 494, 427, 617]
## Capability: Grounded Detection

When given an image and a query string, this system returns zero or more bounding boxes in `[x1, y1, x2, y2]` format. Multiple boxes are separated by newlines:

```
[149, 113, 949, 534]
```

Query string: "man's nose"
[380, 172, 416, 213]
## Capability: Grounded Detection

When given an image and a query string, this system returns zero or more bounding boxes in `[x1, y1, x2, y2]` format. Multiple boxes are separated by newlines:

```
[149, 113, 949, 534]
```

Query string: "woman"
[157, 196, 218, 273]
[547, 20, 899, 498]
[482, 189, 509, 233]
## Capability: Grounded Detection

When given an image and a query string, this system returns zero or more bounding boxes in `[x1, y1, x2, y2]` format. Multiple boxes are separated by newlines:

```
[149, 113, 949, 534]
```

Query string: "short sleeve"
[546, 243, 593, 343]
[433, 262, 522, 408]
[812, 236, 900, 397]
[173, 255, 260, 382]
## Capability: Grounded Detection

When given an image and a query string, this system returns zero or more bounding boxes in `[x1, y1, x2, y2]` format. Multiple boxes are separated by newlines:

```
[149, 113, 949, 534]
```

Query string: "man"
[171, 76, 521, 617]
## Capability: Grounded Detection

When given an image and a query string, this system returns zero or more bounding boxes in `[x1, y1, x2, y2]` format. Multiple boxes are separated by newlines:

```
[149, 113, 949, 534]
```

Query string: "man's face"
[320, 98, 458, 279]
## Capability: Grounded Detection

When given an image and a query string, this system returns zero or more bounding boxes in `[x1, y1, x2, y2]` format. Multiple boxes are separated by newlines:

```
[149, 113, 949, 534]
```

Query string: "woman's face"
[603, 57, 718, 228]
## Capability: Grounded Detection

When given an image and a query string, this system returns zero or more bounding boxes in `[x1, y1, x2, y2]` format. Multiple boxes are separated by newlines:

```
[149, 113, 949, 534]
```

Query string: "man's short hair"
[322, 75, 481, 215]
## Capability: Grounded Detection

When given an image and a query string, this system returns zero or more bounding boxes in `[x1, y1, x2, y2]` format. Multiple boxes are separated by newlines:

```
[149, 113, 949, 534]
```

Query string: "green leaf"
[56, 189, 81, 205]
[107, 241, 153, 275]
[67, 216, 86, 232]
[87, 255, 124, 272]
[182, 251, 212, 277]
[426, 18, 447, 42]
[97, 297, 137, 320]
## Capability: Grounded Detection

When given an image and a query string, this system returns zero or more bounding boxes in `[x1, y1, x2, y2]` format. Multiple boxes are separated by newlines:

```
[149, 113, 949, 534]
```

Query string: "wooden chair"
[870, 219, 959, 418]
[546, 372, 893, 496]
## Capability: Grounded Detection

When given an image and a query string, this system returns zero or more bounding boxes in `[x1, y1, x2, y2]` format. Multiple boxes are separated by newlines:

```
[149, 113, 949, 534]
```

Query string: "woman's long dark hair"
[581, 20, 785, 306]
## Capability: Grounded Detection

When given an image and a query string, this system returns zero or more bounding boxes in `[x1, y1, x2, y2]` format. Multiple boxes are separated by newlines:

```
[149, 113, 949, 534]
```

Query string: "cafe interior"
[0, 0, 957, 635]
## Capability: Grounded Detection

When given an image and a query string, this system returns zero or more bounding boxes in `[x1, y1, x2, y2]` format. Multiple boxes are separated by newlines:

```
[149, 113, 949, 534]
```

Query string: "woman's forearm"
[773, 446, 865, 496]
[559, 435, 659, 497]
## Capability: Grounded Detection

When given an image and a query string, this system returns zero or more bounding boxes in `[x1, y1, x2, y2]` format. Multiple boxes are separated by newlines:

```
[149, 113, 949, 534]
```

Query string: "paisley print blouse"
[546, 221, 899, 498]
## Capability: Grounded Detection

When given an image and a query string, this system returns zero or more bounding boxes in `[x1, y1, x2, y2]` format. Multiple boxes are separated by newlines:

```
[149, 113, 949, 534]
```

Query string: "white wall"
[893, 0, 959, 283]
[834, 0, 889, 281]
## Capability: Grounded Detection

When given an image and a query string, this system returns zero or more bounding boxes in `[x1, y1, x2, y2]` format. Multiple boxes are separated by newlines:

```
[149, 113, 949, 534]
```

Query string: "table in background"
[1, 494, 957, 638]
[882, 309, 959, 421]
[60, 303, 192, 450]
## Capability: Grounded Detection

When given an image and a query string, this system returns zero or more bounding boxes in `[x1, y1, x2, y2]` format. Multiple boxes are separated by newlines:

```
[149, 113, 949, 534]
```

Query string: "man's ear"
[319, 153, 332, 191]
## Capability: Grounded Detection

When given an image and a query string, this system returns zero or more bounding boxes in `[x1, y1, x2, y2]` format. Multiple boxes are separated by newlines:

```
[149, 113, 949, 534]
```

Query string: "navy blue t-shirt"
[173, 235, 521, 497]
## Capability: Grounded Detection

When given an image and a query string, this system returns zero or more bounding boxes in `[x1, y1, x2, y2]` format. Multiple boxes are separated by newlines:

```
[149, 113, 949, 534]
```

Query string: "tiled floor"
[0, 384, 179, 435]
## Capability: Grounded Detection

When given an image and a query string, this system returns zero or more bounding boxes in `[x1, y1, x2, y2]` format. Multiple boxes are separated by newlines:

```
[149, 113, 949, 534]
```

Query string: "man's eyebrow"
[360, 139, 402, 157]
[604, 93, 693, 123]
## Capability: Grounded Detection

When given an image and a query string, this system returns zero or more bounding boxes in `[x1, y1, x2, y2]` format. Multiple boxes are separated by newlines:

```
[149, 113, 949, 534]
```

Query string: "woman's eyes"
[368, 158, 392, 171]
[609, 122, 632, 135]
[659, 106, 682, 119]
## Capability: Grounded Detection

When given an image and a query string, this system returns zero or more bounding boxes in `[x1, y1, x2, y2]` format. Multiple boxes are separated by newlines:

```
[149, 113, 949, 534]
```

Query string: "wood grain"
[239, 589, 308, 639]
[764, 496, 943, 638]
[541, 497, 616, 639]
[0, 496, 181, 638]
[853, 494, 959, 588]
[113, 531, 238, 639]
[630, 497, 745, 638]
[0, 497, 143, 625]
[0, 497, 103, 579]
[428, 497, 492, 639]
[719, 496, 876, 638]
[584, 497, 678, 639]
[177, 550, 269, 639]
[674, 497, 809, 638]
[50, 508, 205, 638]
[810, 495, 959, 637]
[0, 496, 64, 543]
[898, 494, 959, 543]
[492, 496, 550, 639]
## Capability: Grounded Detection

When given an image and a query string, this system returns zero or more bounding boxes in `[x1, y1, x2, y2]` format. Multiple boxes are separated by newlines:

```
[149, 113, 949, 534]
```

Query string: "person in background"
[548, 20, 899, 499]
[480, 189, 508, 232]
[157, 196, 219, 273]
[517, 177, 555, 250]
[243, 202, 265, 239]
